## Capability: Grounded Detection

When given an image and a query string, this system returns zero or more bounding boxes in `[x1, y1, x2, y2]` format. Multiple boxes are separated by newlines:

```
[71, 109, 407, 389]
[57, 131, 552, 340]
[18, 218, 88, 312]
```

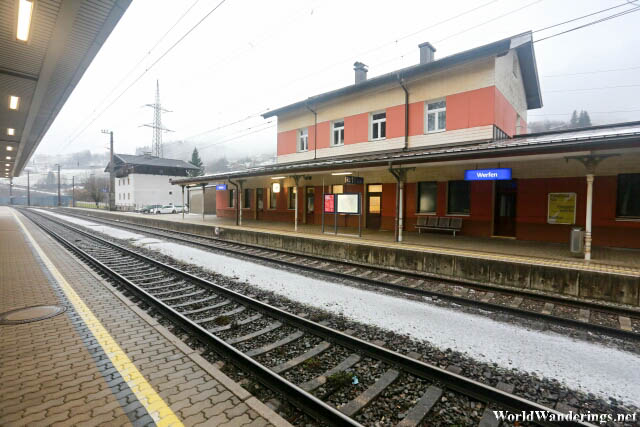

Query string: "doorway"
[366, 184, 382, 229]
[256, 188, 264, 220]
[493, 180, 517, 237]
[306, 187, 315, 224]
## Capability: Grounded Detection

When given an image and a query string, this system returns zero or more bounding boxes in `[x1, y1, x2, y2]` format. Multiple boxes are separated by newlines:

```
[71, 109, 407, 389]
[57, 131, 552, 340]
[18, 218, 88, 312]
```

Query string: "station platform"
[61, 208, 640, 307]
[72, 208, 640, 274]
[0, 207, 288, 427]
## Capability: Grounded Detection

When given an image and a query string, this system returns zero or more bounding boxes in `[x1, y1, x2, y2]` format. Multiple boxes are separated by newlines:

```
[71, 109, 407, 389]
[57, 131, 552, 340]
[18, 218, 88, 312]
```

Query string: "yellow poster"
[548, 193, 577, 224]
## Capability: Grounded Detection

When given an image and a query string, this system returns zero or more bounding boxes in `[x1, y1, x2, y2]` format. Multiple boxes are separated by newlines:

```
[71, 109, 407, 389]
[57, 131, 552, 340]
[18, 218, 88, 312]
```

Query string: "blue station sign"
[215, 184, 227, 190]
[464, 168, 512, 181]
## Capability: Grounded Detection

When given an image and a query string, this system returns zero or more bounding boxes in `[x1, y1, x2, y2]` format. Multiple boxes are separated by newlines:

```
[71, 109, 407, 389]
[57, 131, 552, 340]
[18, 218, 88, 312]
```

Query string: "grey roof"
[171, 122, 640, 186]
[105, 154, 200, 172]
[262, 32, 542, 119]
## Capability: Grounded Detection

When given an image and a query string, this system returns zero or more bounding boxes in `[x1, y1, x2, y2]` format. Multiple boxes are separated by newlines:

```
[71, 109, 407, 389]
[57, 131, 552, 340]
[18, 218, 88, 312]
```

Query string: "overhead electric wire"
[545, 84, 640, 93]
[196, 123, 277, 152]
[529, 108, 640, 117]
[532, 1, 634, 33]
[541, 65, 640, 78]
[61, 0, 229, 151]
[64, 0, 204, 144]
[534, 5, 640, 43]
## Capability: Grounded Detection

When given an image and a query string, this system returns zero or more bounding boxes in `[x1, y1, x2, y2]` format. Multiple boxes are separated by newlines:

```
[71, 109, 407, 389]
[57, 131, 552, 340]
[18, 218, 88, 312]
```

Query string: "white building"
[105, 154, 200, 210]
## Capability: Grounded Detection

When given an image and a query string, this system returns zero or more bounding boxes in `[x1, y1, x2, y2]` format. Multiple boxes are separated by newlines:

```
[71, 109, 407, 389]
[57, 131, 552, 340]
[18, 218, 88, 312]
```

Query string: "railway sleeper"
[209, 312, 261, 333]
[300, 354, 361, 392]
[245, 330, 305, 357]
[181, 299, 231, 316]
[226, 321, 282, 345]
[160, 289, 205, 302]
[338, 368, 400, 417]
[271, 341, 332, 374]
[197, 305, 246, 324]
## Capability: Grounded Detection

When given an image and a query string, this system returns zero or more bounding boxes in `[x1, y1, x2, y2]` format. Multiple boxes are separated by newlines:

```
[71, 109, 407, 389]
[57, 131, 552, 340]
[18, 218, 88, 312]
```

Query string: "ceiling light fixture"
[5, 164, 10, 167]
[6, 156, 12, 160]
[16, 0, 34, 42]
[271, 176, 285, 180]
[6, 146, 14, 151]
[9, 96, 19, 110]
[331, 172, 353, 176]
[7, 128, 15, 136]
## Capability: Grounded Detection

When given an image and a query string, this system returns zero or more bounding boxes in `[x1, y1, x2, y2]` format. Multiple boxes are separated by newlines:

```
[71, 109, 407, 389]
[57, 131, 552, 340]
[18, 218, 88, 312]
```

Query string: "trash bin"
[570, 227, 584, 255]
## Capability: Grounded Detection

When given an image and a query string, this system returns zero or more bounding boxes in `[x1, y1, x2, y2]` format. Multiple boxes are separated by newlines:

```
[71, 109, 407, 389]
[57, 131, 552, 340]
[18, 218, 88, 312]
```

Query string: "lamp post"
[55, 164, 61, 206]
[101, 129, 115, 211]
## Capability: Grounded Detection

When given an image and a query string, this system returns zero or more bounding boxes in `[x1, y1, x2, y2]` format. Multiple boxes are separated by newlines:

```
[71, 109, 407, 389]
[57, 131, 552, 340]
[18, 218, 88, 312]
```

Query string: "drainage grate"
[0, 305, 67, 325]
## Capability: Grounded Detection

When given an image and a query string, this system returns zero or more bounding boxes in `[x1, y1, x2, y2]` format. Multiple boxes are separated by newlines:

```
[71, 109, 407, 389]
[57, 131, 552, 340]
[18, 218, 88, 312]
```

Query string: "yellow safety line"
[12, 210, 184, 427]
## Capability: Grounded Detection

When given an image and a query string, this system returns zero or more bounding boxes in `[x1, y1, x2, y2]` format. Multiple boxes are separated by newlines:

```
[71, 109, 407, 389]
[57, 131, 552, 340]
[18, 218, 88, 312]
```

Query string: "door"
[256, 188, 264, 220]
[306, 187, 315, 224]
[493, 180, 517, 237]
[366, 184, 382, 229]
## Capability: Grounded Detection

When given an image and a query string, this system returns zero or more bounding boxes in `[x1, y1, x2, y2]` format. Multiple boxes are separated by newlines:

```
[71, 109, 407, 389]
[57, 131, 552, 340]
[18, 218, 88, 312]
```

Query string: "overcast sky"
[36, 0, 640, 160]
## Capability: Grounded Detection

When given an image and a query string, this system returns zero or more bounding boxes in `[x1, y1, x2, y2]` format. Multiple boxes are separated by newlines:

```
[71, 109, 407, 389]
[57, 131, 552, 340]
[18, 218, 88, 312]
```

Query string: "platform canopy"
[0, 0, 131, 179]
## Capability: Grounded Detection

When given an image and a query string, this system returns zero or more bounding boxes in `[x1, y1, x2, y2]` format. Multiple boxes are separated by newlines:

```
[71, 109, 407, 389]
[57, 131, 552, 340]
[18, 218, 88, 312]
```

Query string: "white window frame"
[425, 100, 446, 133]
[298, 128, 308, 152]
[331, 120, 345, 146]
[370, 111, 386, 141]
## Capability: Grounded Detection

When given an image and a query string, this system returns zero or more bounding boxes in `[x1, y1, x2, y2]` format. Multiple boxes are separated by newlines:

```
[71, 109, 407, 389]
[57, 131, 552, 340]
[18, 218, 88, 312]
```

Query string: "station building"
[173, 32, 640, 258]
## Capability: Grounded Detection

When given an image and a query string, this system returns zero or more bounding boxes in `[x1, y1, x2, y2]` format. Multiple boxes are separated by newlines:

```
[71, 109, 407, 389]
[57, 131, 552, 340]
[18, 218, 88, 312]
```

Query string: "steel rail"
[23, 208, 593, 427]
[54, 208, 640, 340]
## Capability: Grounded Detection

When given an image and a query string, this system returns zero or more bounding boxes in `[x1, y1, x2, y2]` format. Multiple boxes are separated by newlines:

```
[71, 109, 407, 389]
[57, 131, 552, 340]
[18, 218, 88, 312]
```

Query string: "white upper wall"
[115, 174, 185, 207]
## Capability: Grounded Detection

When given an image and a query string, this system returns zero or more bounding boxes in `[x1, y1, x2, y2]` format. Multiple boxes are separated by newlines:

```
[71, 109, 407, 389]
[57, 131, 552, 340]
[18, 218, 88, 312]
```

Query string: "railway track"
[20, 208, 594, 426]
[51, 208, 640, 340]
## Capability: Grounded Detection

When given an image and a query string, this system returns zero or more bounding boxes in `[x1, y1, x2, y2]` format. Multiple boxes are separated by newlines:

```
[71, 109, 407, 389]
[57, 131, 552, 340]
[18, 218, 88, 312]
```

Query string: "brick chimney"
[353, 61, 368, 84]
[419, 42, 436, 64]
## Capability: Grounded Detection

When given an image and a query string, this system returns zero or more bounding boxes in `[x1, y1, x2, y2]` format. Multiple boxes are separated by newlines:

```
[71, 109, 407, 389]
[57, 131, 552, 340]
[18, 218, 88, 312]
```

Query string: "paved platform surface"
[72, 208, 640, 276]
[0, 207, 288, 427]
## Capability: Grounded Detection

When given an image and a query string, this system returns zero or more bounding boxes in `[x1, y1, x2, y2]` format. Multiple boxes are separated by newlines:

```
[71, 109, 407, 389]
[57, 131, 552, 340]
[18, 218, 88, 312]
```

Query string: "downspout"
[228, 178, 240, 226]
[388, 163, 403, 243]
[398, 75, 409, 150]
[305, 101, 318, 160]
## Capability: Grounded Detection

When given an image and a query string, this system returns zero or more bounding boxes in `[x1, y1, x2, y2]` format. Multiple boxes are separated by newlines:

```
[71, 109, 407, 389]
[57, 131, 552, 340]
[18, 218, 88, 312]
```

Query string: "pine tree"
[189, 148, 204, 177]
[578, 110, 592, 128]
[569, 110, 579, 128]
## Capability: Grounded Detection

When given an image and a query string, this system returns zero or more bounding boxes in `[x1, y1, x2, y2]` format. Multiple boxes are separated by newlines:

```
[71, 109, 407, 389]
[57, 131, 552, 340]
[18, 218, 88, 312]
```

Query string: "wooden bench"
[415, 216, 463, 237]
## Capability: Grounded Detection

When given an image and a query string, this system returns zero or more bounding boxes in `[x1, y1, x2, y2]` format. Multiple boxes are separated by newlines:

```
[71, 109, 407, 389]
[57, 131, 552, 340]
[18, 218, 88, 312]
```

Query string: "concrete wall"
[63, 207, 640, 307]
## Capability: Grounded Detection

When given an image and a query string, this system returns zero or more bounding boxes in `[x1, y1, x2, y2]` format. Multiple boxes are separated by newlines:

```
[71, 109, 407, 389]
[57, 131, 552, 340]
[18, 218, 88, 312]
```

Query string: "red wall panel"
[408, 102, 424, 136]
[494, 87, 518, 137]
[445, 91, 470, 130]
[446, 87, 496, 131]
[344, 113, 369, 144]
[316, 121, 330, 149]
[276, 129, 297, 156]
[386, 104, 405, 139]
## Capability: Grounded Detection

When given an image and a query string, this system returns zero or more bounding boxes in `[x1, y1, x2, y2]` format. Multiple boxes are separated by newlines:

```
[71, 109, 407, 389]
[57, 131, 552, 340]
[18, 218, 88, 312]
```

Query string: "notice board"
[547, 193, 577, 224]
[337, 193, 360, 214]
[324, 194, 335, 213]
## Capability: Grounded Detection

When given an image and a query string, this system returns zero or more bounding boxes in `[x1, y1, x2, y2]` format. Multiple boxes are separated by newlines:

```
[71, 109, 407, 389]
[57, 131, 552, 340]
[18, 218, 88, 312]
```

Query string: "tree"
[569, 110, 579, 128]
[578, 110, 592, 128]
[83, 175, 108, 208]
[188, 148, 204, 177]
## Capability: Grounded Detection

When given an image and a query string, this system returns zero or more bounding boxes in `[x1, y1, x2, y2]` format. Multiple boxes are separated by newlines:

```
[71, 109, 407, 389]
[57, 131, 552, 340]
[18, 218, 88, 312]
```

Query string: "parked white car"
[153, 204, 178, 214]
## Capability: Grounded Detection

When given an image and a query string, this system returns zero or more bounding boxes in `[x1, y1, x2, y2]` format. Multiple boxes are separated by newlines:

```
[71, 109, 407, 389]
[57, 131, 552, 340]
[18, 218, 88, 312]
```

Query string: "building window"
[306, 187, 314, 213]
[371, 112, 386, 140]
[229, 189, 235, 208]
[417, 182, 437, 213]
[332, 120, 344, 146]
[288, 186, 297, 209]
[617, 174, 640, 218]
[448, 181, 470, 215]
[128, 193, 130, 200]
[244, 188, 250, 209]
[426, 100, 446, 133]
[298, 128, 308, 152]
[127, 177, 130, 185]
[332, 184, 343, 194]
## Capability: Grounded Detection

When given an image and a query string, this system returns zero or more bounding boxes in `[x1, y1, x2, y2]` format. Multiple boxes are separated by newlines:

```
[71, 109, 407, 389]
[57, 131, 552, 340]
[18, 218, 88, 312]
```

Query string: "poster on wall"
[547, 193, 577, 224]
[324, 194, 335, 213]
[336, 193, 360, 214]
